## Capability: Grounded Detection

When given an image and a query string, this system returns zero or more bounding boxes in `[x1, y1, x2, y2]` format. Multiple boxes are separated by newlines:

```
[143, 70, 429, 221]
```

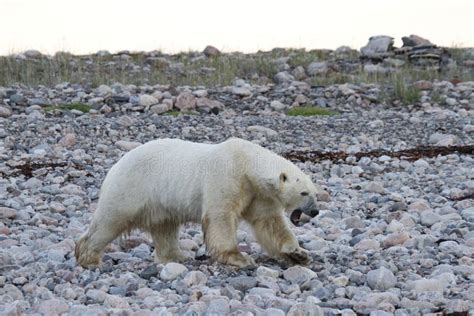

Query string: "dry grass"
[0, 48, 473, 108]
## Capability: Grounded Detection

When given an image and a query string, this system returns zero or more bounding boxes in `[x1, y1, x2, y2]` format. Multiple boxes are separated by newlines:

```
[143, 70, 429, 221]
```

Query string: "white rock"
[150, 104, 169, 114]
[365, 181, 385, 194]
[115, 140, 142, 151]
[138, 94, 159, 107]
[192, 89, 208, 98]
[463, 124, 474, 132]
[256, 266, 280, 278]
[413, 159, 429, 168]
[232, 86, 252, 97]
[86, 289, 107, 303]
[37, 299, 69, 315]
[160, 262, 188, 281]
[408, 278, 444, 294]
[429, 132, 457, 146]
[247, 125, 278, 137]
[270, 100, 287, 112]
[182, 271, 207, 287]
[95, 84, 112, 96]
[445, 97, 457, 106]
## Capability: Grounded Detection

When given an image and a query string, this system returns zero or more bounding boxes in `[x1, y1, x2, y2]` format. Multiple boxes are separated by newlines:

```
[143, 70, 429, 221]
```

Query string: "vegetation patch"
[287, 106, 337, 116]
[44, 103, 91, 113]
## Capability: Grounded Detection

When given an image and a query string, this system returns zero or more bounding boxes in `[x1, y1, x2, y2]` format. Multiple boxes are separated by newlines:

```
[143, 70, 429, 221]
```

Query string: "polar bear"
[75, 138, 320, 268]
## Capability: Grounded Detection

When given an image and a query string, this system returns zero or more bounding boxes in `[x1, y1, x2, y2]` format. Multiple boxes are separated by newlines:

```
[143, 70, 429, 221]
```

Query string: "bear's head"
[263, 169, 319, 213]
[278, 171, 318, 211]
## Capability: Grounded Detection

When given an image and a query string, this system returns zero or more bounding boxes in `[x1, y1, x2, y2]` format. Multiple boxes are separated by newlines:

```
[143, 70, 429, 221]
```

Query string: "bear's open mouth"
[290, 209, 303, 225]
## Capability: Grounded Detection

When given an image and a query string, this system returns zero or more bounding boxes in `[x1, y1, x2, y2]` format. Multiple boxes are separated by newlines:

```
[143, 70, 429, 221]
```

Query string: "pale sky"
[0, 0, 472, 55]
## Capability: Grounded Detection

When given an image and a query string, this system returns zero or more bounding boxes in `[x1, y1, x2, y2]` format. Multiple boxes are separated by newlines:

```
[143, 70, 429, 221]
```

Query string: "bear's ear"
[280, 172, 288, 183]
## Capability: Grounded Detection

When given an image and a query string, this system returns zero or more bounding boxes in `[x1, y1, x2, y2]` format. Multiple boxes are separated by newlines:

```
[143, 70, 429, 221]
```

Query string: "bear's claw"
[221, 252, 255, 268]
[282, 248, 310, 265]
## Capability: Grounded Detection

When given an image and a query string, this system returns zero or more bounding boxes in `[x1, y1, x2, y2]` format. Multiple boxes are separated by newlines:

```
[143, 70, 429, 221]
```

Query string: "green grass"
[162, 110, 181, 116]
[44, 103, 91, 113]
[287, 106, 337, 116]
[162, 110, 199, 116]
[391, 75, 421, 104]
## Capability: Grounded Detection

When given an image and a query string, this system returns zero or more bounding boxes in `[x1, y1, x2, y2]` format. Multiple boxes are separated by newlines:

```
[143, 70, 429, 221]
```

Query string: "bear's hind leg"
[75, 216, 126, 268]
[202, 212, 255, 268]
[151, 220, 186, 263]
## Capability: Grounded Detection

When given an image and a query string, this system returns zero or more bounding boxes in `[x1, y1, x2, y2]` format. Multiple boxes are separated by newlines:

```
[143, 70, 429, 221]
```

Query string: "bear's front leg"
[202, 212, 255, 268]
[248, 213, 310, 265]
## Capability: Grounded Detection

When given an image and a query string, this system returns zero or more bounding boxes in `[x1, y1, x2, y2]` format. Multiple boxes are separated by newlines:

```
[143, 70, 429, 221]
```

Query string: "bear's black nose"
[297, 198, 319, 218]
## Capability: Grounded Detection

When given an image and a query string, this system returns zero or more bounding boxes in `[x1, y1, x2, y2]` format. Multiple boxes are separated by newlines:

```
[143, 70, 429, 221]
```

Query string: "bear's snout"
[290, 198, 320, 225]
[298, 198, 320, 218]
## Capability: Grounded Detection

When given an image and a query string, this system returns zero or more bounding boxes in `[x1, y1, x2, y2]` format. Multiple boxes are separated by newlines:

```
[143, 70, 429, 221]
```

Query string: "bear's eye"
[301, 192, 309, 196]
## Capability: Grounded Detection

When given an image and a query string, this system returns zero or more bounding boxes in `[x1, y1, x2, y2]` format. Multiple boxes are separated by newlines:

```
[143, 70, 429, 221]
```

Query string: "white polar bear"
[75, 138, 320, 268]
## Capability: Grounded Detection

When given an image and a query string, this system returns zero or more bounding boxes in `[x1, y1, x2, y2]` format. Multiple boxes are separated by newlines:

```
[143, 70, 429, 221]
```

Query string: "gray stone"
[203, 45, 221, 57]
[402, 34, 433, 47]
[0, 106, 12, 118]
[366, 266, 396, 291]
[287, 302, 323, 316]
[365, 181, 385, 194]
[420, 210, 441, 227]
[307, 62, 328, 76]
[228, 276, 257, 292]
[206, 297, 230, 314]
[86, 289, 107, 303]
[175, 92, 196, 110]
[461, 207, 474, 221]
[196, 97, 224, 110]
[24, 50, 42, 58]
[361, 35, 394, 55]
[274, 71, 294, 84]
[247, 125, 278, 137]
[264, 308, 286, 316]
[150, 104, 169, 114]
[283, 266, 317, 285]
[232, 86, 252, 97]
[37, 299, 69, 315]
[140, 264, 158, 280]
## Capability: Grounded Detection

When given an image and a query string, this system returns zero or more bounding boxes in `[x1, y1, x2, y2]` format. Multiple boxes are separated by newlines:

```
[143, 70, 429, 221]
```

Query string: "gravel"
[0, 77, 473, 315]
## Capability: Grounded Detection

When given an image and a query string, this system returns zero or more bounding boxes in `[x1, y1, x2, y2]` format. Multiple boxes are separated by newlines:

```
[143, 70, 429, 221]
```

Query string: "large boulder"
[360, 35, 394, 56]
[402, 34, 433, 47]
[203, 45, 221, 57]
[175, 92, 196, 110]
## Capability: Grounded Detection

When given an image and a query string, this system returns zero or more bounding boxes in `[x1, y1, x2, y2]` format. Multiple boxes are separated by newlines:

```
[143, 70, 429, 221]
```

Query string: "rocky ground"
[1, 39, 474, 316]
